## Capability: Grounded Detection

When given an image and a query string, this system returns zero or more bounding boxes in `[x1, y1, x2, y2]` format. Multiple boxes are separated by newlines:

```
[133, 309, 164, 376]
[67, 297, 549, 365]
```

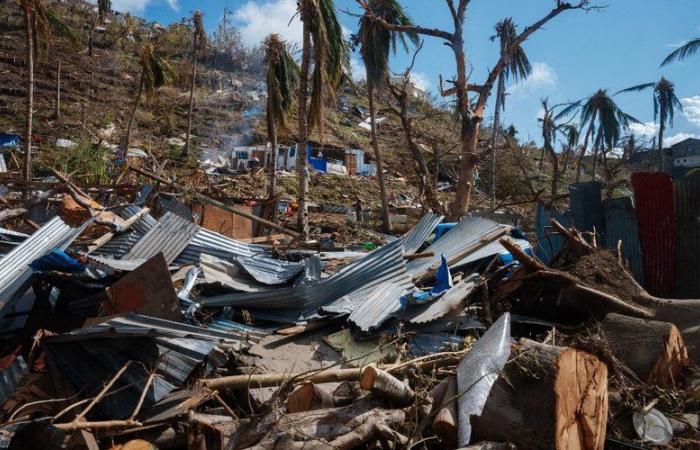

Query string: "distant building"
[671, 137, 700, 168]
[389, 76, 427, 100]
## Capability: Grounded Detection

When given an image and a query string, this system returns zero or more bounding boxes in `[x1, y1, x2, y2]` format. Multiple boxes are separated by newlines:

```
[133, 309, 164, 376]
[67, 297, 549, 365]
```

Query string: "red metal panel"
[631, 172, 676, 297]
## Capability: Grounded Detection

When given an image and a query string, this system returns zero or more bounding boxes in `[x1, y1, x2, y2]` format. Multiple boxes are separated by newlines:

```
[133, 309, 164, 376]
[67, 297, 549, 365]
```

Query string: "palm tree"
[296, 0, 347, 237]
[662, 38, 700, 65]
[571, 90, 638, 181]
[560, 124, 579, 174]
[182, 11, 207, 157]
[264, 34, 299, 199]
[617, 77, 682, 170]
[353, 0, 418, 232]
[19, 0, 75, 181]
[488, 18, 531, 209]
[122, 43, 176, 160]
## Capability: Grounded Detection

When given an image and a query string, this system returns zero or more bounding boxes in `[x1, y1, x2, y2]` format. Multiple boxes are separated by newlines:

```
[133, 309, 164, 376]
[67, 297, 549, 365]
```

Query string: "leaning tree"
[182, 11, 207, 157]
[360, 0, 602, 219]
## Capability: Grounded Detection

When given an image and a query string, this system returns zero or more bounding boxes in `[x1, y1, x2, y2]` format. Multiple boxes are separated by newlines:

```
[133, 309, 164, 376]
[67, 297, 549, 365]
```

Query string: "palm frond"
[265, 34, 299, 130]
[615, 82, 655, 95]
[554, 99, 582, 122]
[661, 38, 700, 66]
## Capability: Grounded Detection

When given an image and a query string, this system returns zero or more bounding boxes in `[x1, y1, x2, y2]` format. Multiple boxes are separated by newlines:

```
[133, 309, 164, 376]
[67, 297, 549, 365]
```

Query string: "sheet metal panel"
[632, 172, 676, 297]
[175, 228, 267, 265]
[124, 212, 199, 264]
[674, 177, 700, 298]
[0, 356, 27, 406]
[91, 206, 158, 259]
[569, 181, 605, 237]
[235, 256, 305, 285]
[604, 197, 644, 283]
[535, 202, 571, 264]
[401, 213, 444, 255]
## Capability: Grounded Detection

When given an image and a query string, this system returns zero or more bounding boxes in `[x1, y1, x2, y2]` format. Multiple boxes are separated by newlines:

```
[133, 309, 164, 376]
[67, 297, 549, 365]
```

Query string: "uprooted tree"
[360, 0, 603, 219]
[499, 220, 700, 361]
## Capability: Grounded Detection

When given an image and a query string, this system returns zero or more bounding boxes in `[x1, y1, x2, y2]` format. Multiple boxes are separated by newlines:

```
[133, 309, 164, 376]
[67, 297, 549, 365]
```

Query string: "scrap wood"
[128, 165, 300, 239]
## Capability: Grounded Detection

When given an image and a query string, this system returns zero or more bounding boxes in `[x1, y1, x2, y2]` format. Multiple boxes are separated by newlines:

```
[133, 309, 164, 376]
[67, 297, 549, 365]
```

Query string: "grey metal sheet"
[604, 197, 644, 283]
[200, 239, 413, 323]
[0, 218, 84, 325]
[199, 254, 268, 292]
[157, 195, 193, 221]
[675, 178, 700, 298]
[405, 216, 505, 278]
[90, 205, 158, 259]
[535, 202, 571, 263]
[0, 356, 27, 406]
[0, 153, 6, 173]
[569, 181, 605, 237]
[175, 228, 268, 265]
[345, 279, 412, 331]
[401, 213, 444, 255]
[454, 238, 531, 267]
[235, 256, 305, 285]
[402, 277, 479, 324]
[124, 212, 198, 264]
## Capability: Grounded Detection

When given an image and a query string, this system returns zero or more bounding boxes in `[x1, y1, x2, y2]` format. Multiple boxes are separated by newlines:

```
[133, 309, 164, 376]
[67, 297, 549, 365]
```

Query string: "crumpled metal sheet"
[174, 227, 268, 265]
[401, 212, 443, 255]
[199, 254, 268, 293]
[0, 356, 28, 406]
[235, 256, 305, 285]
[403, 275, 480, 324]
[457, 312, 511, 447]
[90, 205, 158, 259]
[406, 216, 507, 278]
[124, 212, 199, 264]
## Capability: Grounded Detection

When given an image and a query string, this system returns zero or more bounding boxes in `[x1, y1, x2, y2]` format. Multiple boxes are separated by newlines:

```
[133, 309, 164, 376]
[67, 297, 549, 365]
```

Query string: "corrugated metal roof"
[674, 177, 700, 298]
[604, 197, 644, 283]
[535, 202, 572, 263]
[405, 216, 506, 278]
[454, 238, 530, 268]
[0, 218, 85, 329]
[401, 213, 444, 255]
[175, 228, 268, 265]
[235, 256, 305, 285]
[124, 212, 199, 264]
[200, 239, 413, 323]
[157, 195, 193, 221]
[90, 205, 158, 259]
[345, 277, 413, 331]
[402, 277, 479, 324]
[0, 356, 27, 406]
[632, 172, 676, 297]
[199, 254, 268, 292]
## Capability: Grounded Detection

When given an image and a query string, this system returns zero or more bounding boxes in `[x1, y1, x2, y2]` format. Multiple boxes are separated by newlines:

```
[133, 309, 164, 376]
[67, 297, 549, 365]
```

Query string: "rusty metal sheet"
[675, 177, 700, 298]
[632, 172, 676, 297]
[105, 253, 181, 321]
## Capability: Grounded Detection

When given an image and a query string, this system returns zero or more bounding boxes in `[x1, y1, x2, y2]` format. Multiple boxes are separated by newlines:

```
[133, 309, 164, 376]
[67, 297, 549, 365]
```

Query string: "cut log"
[601, 314, 689, 388]
[359, 365, 414, 405]
[286, 383, 335, 413]
[472, 339, 608, 450]
[432, 376, 457, 448]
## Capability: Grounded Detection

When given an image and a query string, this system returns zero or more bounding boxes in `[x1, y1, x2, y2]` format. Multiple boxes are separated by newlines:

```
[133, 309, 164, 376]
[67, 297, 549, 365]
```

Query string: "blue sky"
[110, 0, 700, 146]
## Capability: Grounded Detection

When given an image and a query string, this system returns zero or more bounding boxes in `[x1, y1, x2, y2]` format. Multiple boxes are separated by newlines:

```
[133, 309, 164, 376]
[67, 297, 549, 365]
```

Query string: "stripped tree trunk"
[183, 32, 197, 157]
[55, 59, 61, 120]
[123, 71, 144, 160]
[368, 82, 392, 232]
[489, 72, 505, 210]
[296, 14, 311, 238]
[658, 114, 666, 171]
[266, 87, 278, 199]
[23, 5, 34, 182]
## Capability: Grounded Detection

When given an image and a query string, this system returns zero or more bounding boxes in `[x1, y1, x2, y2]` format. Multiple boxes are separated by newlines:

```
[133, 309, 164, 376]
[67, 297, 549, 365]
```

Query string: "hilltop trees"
[353, 0, 418, 232]
[488, 18, 531, 209]
[617, 77, 682, 170]
[360, 0, 600, 220]
[182, 11, 207, 157]
[296, 0, 348, 236]
[264, 34, 299, 198]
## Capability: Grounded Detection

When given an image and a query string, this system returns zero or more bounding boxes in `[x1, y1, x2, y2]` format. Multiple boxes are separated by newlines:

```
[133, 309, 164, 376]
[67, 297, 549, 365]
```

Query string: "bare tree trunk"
[23, 6, 34, 182]
[266, 89, 278, 199]
[591, 140, 600, 181]
[296, 17, 311, 238]
[54, 59, 61, 120]
[123, 71, 144, 160]
[489, 73, 505, 210]
[575, 114, 596, 183]
[658, 119, 666, 171]
[183, 33, 197, 157]
[562, 144, 572, 173]
[88, 12, 98, 57]
[368, 83, 392, 233]
[433, 144, 440, 187]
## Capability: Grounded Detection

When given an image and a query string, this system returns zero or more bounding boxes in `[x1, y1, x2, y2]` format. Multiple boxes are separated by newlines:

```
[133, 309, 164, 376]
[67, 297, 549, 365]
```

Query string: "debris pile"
[0, 173, 697, 449]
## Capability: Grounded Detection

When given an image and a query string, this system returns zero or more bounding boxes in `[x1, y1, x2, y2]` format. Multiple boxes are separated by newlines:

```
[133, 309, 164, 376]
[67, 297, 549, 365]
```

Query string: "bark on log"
[286, 383, 335, 413]
[471, 339, 608, 450]
[601, 314, 689, 388]
[432, 376, 458, 448]
[359, 366, 414, 405]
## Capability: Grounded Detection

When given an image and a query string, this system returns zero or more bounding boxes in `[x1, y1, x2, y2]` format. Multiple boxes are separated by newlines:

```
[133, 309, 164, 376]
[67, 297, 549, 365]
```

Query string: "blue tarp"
[0, 133, 20, 148]
[309, 157, 327, 173]
[30, 249, 86, 273]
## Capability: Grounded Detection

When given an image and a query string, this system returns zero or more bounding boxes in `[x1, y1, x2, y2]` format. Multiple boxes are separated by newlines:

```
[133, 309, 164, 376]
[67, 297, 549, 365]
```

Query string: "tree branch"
[356, 0, 454, 41]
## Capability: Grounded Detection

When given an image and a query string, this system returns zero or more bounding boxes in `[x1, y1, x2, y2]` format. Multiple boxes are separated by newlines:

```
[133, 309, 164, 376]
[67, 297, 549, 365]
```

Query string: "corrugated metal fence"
[675, 177, 700, 298]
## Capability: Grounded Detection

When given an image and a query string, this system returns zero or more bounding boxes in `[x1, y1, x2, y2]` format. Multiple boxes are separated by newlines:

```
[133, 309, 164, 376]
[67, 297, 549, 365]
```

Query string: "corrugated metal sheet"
[402, 277, 479, 324]
[401, 213, 444, 255]
[124, 212, 199, 264]
[0, 218, 84, 331]
[175, 228, 267, 265]
[569, 182, 605, 237]
[0, 153, 7, 173]
[235, 256, 305, 285]
[604, 197, 644, 283]
[90, 205, 158, 259]
[0, 356, 27, 406]
[199, 255, 268, 292]
[535, 202, 571, 263]
[454, 238, 530, 268]
[632, 172, 676, 297]
[674, 177, 700, 298]
[405, 216, 506, 278]
[157, 195, 193, 220]
[200, 239, 413, 323]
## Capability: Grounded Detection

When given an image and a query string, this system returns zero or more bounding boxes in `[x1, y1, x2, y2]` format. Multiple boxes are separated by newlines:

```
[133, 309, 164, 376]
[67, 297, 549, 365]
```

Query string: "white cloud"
[629, 121, 659, 137]
[350, 58, 366, 81]
[233, 0, 302, 48]
[166, 0, 180, 12]
[410, 72, 431, 92]
[664, 132, 700, 147]
[681, 96, 700, 127]
[508, 62, 557, 96]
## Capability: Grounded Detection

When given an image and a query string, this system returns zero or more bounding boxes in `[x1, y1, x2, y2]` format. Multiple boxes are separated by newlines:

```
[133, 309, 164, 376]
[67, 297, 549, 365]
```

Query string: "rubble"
[0, 171, 697, 450]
